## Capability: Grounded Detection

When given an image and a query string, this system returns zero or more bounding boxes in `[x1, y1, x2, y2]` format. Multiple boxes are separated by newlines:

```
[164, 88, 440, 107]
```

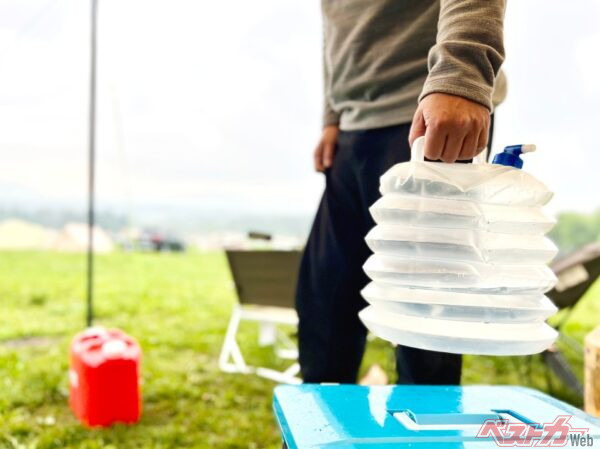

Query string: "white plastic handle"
[411, 136, 488, 164]
[411, 136, 425, 162]
[474, 150, 487, 165]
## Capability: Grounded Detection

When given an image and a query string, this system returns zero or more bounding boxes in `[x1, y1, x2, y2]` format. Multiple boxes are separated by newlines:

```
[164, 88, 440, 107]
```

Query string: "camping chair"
[543, 242, 600, 396]
[219, 250, 302, 384]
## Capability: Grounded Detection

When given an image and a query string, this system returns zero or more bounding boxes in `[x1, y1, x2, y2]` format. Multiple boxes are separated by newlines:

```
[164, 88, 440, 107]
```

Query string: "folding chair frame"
[219, 304, 301, 384]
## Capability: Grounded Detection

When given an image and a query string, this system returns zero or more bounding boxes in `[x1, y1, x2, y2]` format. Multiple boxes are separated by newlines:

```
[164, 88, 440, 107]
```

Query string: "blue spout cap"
[492, 144, 536, 169]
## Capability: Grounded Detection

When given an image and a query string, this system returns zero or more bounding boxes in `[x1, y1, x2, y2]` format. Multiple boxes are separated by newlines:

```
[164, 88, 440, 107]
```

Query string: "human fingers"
[313, 142, 325, 172]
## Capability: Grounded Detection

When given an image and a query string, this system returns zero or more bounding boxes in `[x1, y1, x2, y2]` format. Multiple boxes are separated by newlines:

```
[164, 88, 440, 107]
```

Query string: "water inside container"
[363, 254, 557, 294]
[359, 306, 558, 355]
[365, 224, 558, 265]
[361, 282, 557, 323]
[370, 194, 555, 234]
[379, 162, 553, 206]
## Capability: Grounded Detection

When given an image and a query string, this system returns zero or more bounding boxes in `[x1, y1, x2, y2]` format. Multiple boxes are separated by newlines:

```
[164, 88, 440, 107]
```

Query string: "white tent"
[0, 219, 56, 250]
[53, 222, 114, 254]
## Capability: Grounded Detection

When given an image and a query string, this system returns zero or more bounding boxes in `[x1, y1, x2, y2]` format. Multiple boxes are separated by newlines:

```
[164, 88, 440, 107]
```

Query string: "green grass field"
[0, 250, 598, 448]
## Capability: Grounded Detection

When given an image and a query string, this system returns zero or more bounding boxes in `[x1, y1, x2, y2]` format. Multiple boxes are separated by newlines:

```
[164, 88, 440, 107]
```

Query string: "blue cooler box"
[273, 385, 600, 448]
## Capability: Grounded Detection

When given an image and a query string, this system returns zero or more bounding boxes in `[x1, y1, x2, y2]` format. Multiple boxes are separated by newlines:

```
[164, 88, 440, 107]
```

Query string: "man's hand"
[314, 125, 339, 172]
[408, 93, 490, 163]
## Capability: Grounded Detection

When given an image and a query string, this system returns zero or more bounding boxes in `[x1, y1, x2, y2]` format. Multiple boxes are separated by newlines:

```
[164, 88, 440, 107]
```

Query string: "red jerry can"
[69, 327, 141, 427]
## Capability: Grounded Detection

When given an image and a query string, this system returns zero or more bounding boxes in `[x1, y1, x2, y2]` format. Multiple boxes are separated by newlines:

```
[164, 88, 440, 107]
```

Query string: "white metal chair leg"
[283, 362, 300, 378]
[275, 328, 298, 360]
[258, 321, 277, 347]
[256, 364, 301, 385]
[219, 305, 301, 383]
[219, 306, 251, 373]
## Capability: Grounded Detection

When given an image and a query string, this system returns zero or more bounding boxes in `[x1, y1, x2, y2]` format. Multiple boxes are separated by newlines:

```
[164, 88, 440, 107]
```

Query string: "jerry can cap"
[101, 339, 128, 358]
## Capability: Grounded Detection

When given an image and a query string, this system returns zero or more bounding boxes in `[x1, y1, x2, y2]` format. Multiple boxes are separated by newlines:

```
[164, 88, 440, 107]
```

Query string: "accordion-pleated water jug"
[358, 137, 559, 355]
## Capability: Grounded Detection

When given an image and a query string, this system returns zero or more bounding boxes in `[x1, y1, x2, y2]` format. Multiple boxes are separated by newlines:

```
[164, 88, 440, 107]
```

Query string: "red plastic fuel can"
[69, 327, 141, 427]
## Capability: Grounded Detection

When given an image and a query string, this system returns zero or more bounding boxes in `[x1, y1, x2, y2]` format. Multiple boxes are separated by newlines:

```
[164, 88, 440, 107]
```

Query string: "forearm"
[419, 0, 506, 110]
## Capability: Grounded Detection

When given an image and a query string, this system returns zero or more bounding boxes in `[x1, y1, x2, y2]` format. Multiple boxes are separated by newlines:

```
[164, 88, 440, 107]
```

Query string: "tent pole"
[86, 0, 98, 327]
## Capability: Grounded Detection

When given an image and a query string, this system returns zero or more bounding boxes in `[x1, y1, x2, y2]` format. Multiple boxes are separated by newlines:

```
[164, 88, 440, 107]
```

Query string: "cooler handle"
[393, 409, 538, 431]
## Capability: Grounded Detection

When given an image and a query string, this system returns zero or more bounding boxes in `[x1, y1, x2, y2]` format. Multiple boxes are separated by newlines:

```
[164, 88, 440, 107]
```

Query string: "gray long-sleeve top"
[322, 0, 507, 130]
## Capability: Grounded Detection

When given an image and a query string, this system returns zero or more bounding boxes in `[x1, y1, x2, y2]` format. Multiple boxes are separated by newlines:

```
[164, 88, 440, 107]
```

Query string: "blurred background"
[1, 0, 599, 250]
[1, 0, 599, 447]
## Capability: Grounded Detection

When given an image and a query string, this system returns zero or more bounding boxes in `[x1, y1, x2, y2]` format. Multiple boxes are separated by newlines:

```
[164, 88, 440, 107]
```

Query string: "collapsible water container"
[359, 137, 559, 355]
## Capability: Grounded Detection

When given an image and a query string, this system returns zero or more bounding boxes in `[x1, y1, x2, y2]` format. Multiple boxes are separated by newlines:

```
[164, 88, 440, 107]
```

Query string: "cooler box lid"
[273, 385, 600, 448]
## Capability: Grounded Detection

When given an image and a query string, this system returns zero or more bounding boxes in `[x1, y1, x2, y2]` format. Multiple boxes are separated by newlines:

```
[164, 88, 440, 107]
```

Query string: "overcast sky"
[1, 0, 599, 217]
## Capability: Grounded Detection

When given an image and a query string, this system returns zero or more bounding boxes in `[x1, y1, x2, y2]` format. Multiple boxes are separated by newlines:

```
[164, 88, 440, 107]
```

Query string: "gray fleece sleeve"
[419, 0, 506, 110]
[323, 93, 341, 127]
[322, 29, 341, 127]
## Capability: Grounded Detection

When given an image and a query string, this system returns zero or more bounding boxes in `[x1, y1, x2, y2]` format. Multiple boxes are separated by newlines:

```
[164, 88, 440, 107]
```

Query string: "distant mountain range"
[0, 183, 313, 239]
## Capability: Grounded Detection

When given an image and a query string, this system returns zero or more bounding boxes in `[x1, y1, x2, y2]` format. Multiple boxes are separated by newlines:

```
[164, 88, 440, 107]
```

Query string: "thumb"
[408, 108, 426, 147]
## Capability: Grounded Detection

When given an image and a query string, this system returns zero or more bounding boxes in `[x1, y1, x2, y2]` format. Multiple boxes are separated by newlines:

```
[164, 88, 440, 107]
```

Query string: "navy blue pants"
[295, 123, 464, 384]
